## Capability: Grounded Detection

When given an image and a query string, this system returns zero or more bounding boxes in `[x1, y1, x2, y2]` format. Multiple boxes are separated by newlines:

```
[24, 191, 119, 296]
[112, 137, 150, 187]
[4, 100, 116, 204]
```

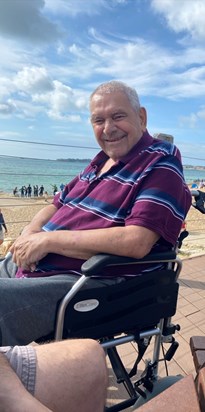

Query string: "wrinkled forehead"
[90, 90, 126, 102]
[90, 91, 130, 113]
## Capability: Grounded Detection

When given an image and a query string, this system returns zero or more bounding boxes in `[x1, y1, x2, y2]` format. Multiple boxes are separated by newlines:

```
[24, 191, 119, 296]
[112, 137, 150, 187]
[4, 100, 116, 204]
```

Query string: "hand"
[10, 232, 49, 270]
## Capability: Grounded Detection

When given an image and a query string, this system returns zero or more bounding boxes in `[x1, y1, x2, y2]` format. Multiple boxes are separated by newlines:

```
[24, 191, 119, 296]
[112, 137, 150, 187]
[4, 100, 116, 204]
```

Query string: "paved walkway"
[107, 255, 205, 410]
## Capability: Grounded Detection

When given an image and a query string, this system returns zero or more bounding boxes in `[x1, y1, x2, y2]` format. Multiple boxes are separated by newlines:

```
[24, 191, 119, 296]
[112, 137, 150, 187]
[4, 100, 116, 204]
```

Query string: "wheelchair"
[53, 250, 182, 411]
[53, 189, 204, 410]
[53, 189, 205, 410]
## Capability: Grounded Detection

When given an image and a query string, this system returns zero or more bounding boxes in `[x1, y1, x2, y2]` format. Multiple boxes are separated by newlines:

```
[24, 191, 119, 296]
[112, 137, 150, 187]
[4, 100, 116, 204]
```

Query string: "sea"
[0, 156, 90, 195]
[0, 155, 205, 195]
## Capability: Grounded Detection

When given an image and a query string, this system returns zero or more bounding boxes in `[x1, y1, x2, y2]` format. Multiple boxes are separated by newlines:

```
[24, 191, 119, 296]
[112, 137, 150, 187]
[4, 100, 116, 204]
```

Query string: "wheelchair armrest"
[81, 250, 177, 276]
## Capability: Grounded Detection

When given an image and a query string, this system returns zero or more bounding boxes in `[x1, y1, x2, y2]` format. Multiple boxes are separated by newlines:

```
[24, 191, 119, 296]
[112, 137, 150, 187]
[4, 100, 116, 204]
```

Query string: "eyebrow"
[91, 110, 127, 121]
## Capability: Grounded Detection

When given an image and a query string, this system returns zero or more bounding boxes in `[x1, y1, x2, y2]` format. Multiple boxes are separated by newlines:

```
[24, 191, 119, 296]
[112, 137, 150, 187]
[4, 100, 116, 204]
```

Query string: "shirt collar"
[119, 130, 153, 165]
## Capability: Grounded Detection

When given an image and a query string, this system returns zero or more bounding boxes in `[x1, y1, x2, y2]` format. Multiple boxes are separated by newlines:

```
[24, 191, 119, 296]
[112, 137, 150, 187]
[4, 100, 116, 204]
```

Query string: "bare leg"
[0, 353, 50, 412]
[35, 339, 108, 412]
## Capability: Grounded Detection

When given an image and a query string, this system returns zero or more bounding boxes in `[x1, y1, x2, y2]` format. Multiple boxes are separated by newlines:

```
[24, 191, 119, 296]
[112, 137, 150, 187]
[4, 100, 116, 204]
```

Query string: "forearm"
[47, 225, 159, 260]
[11, 225, 159, 270]
[21, 204, 57, 235]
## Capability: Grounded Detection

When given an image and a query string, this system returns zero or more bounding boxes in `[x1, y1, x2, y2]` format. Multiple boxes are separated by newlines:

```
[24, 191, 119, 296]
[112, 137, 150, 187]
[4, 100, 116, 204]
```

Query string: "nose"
[103, 118, 117, 135]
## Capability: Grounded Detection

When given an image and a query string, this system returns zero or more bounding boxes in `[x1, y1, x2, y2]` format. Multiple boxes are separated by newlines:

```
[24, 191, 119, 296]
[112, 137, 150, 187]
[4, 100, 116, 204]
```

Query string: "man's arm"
[11, 224, 160, 269]
[18, 204, 57, 236]
[48, 225, 159, 259]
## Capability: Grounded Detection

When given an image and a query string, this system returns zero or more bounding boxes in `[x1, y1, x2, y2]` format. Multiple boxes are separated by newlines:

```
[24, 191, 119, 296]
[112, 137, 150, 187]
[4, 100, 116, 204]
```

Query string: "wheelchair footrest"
[134, 361, 156, 395]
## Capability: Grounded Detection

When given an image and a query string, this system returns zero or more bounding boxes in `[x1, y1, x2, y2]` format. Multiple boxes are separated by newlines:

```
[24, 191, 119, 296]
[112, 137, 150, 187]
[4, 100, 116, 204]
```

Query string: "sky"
[0, 0, 205, 165]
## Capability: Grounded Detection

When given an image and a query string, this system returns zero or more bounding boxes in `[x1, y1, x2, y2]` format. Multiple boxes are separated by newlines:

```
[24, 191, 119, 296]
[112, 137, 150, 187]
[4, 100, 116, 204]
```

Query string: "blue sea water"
[0, 155, 205, 194]
[0, 156, 90, 194]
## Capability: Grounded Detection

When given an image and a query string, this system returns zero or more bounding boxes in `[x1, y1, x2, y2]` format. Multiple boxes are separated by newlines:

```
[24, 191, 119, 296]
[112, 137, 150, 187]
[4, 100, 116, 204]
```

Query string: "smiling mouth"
[105, 135, 126, 142]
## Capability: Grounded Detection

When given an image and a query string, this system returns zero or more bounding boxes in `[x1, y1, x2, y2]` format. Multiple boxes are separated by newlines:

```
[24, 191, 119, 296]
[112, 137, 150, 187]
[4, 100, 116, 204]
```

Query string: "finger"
[30, 263, 37, 272]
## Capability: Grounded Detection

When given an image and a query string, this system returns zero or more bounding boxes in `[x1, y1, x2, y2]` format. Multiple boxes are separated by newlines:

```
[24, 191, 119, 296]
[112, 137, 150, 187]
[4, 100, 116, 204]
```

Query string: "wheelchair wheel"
[132, 375, 183, 409]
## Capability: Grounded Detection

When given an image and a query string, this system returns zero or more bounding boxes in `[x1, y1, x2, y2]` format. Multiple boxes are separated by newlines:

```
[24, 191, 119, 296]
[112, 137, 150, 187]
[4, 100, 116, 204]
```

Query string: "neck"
[97, 158, 116, 177]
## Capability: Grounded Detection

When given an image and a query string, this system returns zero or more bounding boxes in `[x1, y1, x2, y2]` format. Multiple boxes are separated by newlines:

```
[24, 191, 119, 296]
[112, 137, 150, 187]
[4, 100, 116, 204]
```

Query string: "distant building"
[153, 133, 174, 143]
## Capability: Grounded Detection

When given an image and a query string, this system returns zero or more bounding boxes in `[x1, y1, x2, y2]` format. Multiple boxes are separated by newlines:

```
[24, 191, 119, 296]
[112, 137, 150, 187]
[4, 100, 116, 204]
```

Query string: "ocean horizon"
[0, 155, 205, 195]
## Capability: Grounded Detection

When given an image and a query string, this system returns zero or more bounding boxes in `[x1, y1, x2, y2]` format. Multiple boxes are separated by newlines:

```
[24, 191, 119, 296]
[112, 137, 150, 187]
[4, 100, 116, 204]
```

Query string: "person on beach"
[0, 80, 191, 346]
[13, 186, 18, 196]
[44, 191, 49, 202]
[199, 179, 205, 189]
[0, 208, 8, 246]
[27, 184, 32, 197]
[20, 186, 25, 197]
[0, 339, 107, 412]
[39, 185, 45, 196]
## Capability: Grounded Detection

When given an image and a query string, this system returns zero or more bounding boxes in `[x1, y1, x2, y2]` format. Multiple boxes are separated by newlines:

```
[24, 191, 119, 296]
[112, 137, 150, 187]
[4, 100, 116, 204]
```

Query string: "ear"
[139, 107, 147, 131]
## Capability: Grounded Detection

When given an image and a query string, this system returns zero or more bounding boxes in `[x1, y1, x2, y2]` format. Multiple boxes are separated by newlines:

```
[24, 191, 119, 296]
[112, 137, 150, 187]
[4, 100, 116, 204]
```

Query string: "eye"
[92, 118, 104, 125]
[113, 113, 126, 121]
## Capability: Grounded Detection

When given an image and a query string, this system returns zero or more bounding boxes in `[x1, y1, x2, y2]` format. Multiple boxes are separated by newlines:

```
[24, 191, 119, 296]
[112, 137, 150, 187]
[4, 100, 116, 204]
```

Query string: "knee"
[83, 340, 108, 395]
[64, 338, 108, 389]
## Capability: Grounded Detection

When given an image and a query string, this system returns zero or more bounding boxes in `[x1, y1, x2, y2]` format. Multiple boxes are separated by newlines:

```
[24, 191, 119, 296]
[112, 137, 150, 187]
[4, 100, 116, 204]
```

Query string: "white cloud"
[179, 113, 198, 128]
[32, 79, 88, 120]
[0, 100, 16, 116]
[179, 105, 205, 129]
[0, 76, 15, 99]
[0, 130, 22, 137]
[12, 99, 46, 119]
[0, 3, 205, 124]
[0, 0, 61, 43]
[13, 67, 54, 94]
[151, 0, 205, 41]
[48, 111, 82, 121]
[67, 32, 205, 100]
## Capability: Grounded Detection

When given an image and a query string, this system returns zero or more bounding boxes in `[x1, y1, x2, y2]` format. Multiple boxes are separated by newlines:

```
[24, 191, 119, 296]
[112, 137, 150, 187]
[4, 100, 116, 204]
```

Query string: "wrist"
[41, 231, 53, 255]
[46, 231, 62, 255]
[21, 224, 41, 235]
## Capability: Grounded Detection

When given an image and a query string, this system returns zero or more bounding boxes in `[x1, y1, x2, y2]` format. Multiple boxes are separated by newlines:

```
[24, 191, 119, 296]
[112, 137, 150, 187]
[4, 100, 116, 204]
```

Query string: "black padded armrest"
[81, 250, 176, 277]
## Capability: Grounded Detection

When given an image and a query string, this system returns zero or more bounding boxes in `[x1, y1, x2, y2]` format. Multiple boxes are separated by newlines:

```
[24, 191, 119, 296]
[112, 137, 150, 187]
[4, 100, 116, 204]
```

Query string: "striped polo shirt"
[16, 131, 192, 277]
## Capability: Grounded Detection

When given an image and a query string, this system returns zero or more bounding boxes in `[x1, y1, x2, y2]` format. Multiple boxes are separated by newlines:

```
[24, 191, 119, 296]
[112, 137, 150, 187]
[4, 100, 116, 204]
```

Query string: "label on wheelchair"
[74, 299, 99, 312]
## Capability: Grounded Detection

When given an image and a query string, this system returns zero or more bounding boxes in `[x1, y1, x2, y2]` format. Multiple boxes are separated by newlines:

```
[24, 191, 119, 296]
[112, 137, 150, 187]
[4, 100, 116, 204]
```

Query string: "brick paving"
[107, 255, 205, 410]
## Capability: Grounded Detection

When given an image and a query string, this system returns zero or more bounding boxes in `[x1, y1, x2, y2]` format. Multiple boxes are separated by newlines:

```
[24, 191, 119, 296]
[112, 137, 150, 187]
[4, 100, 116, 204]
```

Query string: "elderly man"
[0, 80, 191, 346]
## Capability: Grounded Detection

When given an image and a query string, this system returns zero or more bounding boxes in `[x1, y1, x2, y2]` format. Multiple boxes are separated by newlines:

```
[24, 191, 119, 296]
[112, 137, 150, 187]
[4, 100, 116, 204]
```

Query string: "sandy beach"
[0, 190, 205, 259]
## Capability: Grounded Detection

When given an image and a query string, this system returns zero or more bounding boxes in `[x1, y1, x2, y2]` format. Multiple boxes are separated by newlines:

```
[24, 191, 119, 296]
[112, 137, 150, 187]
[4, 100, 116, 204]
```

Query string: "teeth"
[106, 137, 122, 142]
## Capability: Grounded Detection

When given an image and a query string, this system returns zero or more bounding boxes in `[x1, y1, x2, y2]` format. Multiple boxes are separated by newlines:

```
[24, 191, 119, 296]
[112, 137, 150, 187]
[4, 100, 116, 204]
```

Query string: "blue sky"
[0, 0, 205, 165]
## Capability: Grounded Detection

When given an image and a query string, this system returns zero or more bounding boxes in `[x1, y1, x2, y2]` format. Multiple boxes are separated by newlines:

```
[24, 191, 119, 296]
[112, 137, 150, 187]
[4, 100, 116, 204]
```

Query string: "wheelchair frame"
[54, 251, 182, 411]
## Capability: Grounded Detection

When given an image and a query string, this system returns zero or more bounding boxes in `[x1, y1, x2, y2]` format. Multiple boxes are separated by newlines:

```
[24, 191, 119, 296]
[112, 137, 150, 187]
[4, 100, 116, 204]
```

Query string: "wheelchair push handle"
[191, 189, 205, 214]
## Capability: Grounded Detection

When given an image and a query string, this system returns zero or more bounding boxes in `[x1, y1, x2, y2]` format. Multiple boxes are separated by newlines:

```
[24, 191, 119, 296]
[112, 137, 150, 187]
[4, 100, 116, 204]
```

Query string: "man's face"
[90, 91, 147, 161]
